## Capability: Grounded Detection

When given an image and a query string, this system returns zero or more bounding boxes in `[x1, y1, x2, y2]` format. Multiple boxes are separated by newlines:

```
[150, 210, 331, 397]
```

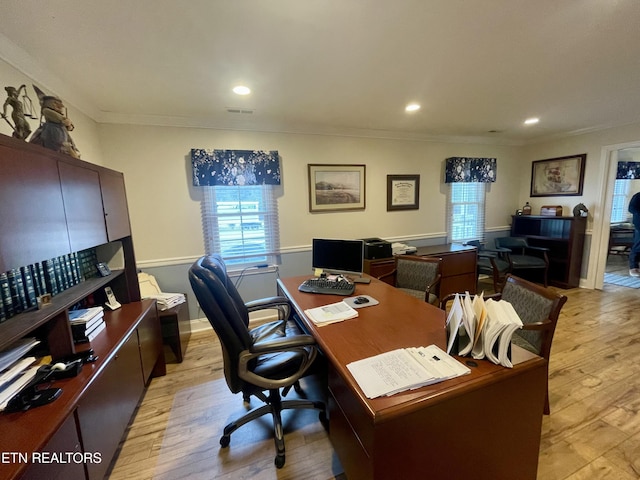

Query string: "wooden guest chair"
[188, 255, 326, 469]
[440, 274, 566, 414]
[378, 255, 442, 306]
[494, 236, 550, 287]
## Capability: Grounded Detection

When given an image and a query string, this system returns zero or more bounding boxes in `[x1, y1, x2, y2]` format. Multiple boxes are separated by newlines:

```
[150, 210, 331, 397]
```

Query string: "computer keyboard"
[298, 277, 355, 296]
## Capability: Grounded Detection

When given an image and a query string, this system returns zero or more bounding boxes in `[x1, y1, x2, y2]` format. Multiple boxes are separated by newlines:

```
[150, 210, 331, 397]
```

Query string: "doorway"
[594, 143, 640, 289]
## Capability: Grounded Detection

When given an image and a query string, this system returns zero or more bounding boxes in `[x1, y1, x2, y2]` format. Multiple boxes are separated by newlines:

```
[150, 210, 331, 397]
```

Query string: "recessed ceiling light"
[405, 103, 421, 112]
[233, 85, 251, 95]
[524, 117, 539, 125]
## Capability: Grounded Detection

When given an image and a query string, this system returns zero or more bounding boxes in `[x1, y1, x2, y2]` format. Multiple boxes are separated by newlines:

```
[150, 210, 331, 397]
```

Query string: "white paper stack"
[346, 345, 470, 399]
[304, 301, 358, 326]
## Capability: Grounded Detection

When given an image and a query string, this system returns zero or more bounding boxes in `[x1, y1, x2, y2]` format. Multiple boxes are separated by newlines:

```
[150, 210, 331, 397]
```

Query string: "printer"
[360, 238, 392, 260]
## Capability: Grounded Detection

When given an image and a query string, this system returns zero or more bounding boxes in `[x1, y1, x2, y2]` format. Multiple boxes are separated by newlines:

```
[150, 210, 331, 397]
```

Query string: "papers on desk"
[138, 272, 186, 311]
[446, 292, 523, 368]
[346, 345, 470, 399]
[304, 301, 358, 326]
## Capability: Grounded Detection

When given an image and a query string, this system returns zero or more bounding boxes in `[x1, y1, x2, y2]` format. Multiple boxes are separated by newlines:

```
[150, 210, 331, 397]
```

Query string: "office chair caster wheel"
[275, 453, 285, 468]
[220, 434, 230, 448]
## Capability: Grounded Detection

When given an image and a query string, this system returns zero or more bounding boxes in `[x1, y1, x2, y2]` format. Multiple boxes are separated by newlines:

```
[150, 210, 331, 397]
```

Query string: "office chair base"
[220, 389, 326, 469]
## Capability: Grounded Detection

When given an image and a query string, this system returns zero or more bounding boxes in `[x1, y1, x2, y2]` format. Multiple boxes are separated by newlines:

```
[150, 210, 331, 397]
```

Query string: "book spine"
[64, 254, 74, 286]
[0, 287, 5, 322]
[20, 266, 37, 308]
[36, 262, 48, 295]
[71, 252, 81, 283]
[29, 264, 42, 297]
[7, 269, 24, 314]
[44, 259, 58, 296]
[53, 257, 66, 292]
[0, 272, 14, 319]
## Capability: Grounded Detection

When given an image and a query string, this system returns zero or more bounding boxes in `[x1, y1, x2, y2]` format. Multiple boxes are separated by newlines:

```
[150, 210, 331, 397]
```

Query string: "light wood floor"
[107, 275, 640, 480]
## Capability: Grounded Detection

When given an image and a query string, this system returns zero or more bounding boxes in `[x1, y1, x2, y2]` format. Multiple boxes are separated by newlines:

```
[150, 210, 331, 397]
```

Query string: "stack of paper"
[446, 292, 523, 368]
[304, 301, 358, 326]
[346, 345, 470, 399]
[0, 338, 41, 411]
[138, 272, 186, 311]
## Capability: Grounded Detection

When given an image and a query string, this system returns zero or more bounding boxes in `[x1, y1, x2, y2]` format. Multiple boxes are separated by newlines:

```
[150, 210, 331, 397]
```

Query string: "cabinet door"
[59, 161, 108, 251]
[99, 170, 131, 241]
[138, 303, 164, 383]
[0, 143, 70, 271]
[76, 333, 144, 480]
[20, 414, 86, 480]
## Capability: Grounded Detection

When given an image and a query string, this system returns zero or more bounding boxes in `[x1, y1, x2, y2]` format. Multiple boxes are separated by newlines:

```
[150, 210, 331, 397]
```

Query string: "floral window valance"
[445, 157, 497, 183]
[616, 161, 640, 179]
[191, 149, 281, 186]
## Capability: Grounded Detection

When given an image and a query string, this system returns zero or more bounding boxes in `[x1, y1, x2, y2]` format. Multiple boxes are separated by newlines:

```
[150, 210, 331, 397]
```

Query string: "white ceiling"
[2, 0, 640, 144]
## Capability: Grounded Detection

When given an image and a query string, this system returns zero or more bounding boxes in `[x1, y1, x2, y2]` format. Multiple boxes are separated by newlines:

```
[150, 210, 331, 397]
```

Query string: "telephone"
[104, 286, 121, 310]
[391, 242, 417, 255]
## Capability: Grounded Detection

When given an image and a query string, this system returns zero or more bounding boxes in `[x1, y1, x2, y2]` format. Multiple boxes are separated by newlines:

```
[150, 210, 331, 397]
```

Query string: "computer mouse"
[354, 296, 369, 304]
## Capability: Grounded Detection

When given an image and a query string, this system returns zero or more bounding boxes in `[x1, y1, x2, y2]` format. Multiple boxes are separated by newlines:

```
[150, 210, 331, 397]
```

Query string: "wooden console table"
[363, 243, 477, 297]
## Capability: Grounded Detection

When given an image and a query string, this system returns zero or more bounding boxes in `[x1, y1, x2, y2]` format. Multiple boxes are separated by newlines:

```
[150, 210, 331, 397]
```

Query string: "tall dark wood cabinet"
[510, 215, 586, 288]
[0, 134, 165, 480]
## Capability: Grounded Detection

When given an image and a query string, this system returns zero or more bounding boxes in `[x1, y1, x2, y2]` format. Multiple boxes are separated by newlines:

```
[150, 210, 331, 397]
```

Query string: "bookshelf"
[0, 134, 165, 480]
[510, 215, 586, 288]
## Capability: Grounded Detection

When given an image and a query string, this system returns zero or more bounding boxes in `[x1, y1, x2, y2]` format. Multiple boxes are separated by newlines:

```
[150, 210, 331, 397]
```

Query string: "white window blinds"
[447, 182, 486, 244]
[202, 185, 281, 267]
[611, 179, 630, 223]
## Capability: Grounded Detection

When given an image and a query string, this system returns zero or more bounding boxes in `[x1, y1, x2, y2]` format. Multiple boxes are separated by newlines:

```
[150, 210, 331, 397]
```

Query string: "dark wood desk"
[277, 276, 546, 480]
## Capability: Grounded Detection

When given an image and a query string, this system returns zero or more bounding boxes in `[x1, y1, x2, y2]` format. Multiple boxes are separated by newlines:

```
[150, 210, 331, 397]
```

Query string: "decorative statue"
[29, 85, 80, 158]
[1, 85, 33, 140]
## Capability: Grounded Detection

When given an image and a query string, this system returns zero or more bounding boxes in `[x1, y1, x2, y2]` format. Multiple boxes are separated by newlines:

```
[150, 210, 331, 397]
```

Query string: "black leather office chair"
[494, 237, 550, 287]
[188, 255, 325, 468]
[466, 240, 511, 293]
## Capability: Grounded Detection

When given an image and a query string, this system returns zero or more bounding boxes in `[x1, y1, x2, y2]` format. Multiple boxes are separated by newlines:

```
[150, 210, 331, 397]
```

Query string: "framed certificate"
[387, 174, 420, 211]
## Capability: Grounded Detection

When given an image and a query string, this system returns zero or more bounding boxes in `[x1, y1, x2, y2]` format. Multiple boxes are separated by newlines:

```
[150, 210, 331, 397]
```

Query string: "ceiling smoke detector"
[226, 108, 254, 114]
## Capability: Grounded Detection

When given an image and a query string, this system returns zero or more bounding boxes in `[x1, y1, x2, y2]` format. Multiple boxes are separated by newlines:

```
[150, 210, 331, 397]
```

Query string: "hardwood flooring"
[108, 275, 640, 480]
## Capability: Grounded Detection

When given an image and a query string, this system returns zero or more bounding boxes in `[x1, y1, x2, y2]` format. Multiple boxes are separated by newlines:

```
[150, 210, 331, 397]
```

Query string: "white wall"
[97, 123, 523, 265]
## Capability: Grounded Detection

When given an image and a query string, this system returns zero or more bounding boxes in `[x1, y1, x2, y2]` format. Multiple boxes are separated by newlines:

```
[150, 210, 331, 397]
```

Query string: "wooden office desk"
[277, 276, 546, 480]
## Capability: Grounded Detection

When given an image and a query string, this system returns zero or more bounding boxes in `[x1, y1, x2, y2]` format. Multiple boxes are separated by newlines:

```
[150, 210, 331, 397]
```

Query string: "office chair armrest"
[520, 320, 552, 331]
[525, 245, 550, 252]
[377, 269, 397, 281]
[250, 334, 316, 354]
[245, 296, 291, 320]
[239, 336, 318, 390]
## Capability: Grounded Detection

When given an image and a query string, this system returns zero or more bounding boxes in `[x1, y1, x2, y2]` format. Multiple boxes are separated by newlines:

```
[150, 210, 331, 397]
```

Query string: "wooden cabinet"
[0, 134, 164, 480]
[510, 215, 586, 288]
[59, 161, 109, 252]
[77, 332, 145, 480]
[0, 138, 70, 272]
[364, 244, 477, 298]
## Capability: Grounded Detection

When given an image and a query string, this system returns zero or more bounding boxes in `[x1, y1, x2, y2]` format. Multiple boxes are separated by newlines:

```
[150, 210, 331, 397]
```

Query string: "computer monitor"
[311, 238, 365, 279]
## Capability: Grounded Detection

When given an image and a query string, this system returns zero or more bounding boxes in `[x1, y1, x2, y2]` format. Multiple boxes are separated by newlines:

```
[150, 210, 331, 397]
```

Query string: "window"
[447, 182, 486, 243]
[202, 185, 280, 267]
[611, 179, 630, 223]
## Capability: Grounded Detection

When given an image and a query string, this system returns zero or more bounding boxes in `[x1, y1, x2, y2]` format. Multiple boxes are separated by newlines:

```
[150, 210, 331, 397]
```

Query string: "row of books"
[0, 249, 98, 323]
[69, 306, 106, 344]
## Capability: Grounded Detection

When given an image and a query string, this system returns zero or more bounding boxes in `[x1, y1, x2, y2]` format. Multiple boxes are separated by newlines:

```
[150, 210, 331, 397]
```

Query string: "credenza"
[0, 134, 165, 480]
[363, 243, 478, 297]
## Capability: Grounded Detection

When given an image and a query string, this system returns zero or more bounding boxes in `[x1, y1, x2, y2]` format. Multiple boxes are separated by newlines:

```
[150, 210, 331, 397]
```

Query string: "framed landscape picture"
[308, 164, 366, 212]
[530, 154, 586, 197]
[387, 174, 420, 211]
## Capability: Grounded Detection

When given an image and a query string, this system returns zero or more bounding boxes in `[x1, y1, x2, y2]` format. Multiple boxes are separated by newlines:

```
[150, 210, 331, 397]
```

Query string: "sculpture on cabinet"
[29, 85, 80, 158]
[1, 85, 34, 140]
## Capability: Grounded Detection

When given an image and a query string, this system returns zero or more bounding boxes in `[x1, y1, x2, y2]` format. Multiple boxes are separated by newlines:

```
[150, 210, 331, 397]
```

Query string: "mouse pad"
[343, 295, 379, 309]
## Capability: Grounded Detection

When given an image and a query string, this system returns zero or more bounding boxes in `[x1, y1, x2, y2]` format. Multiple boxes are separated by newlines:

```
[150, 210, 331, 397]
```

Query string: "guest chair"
[494, 236, 550, 287]
[439, 274, 567, 414]
[466, 240, 512, 293]
[378, 255, 442, 306]
[188, 255, 326, 469]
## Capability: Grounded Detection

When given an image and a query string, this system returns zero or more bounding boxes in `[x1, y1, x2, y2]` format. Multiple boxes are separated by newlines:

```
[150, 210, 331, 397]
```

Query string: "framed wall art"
[387, 174, 420, 211]
[530, 154, 586, 197]
[308, 164, 366, 212]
